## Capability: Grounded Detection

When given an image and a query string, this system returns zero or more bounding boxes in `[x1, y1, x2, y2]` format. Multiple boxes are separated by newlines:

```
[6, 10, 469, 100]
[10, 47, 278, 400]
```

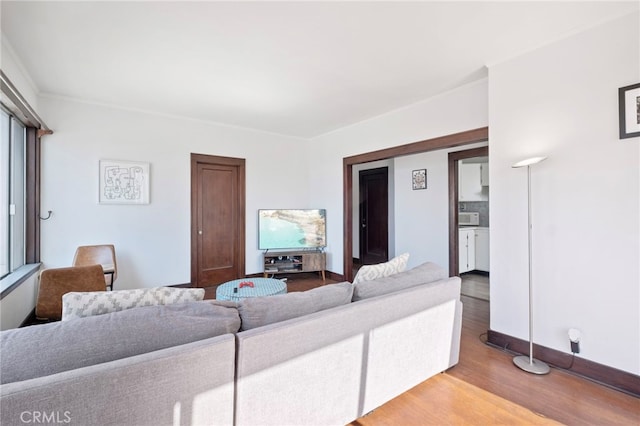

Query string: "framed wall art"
[99, 160, 150, 204]
[619, 83, 640, 139]
[412, 169, 426, 190]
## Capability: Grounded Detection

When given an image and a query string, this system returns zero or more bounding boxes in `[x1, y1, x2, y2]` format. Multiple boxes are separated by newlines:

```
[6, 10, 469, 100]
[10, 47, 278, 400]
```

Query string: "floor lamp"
[511, 156, 550, 375]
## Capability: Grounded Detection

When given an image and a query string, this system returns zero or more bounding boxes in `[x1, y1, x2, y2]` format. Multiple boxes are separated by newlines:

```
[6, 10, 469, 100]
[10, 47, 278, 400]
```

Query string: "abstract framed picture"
[412, 169, 426, 190]
[618, 83, 640, 139]
[99, 160, 150, 204]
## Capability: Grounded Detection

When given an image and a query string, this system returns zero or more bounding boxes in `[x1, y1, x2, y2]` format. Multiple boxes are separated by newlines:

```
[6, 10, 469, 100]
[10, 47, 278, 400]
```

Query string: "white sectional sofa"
[0, 262, 462, 426]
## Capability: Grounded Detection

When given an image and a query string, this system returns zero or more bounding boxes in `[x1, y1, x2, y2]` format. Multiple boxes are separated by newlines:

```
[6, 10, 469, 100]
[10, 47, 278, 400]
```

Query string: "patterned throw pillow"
[61, 287, 205, 321]
[352, 253, 410, 284]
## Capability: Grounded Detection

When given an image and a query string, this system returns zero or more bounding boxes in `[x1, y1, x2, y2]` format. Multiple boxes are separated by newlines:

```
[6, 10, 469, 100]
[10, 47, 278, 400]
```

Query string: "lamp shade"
[512, 156, 547, 168]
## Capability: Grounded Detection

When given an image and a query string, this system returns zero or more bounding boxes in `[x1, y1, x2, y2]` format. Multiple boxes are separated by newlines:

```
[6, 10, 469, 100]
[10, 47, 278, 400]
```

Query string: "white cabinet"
[459, 227, 489, 274]
[480, 162, 489, 186]
[458, 228, 476, 273]
[474, 228, 490, 272]
[459, 163, 488, 201]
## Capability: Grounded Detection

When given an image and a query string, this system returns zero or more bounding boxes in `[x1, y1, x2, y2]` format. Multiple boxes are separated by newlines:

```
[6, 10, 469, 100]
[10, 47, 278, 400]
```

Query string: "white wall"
[39, 97, 309, 289]
[0, 37, 39, 112]
[0, 271, 39, 330]
[489, 12, 639, 374]
[309, 79, 489, 274]
[394, 143, 487, 271]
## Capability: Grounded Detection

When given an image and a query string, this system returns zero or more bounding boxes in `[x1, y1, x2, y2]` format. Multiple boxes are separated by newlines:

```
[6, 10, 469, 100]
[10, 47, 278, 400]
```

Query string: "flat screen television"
[258, 209, 326, 250]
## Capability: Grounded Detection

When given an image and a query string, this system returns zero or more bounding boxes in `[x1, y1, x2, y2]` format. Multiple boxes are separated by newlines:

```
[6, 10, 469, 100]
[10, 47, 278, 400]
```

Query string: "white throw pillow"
[61, 287, 205, 321]
[352, 253, 410, 284]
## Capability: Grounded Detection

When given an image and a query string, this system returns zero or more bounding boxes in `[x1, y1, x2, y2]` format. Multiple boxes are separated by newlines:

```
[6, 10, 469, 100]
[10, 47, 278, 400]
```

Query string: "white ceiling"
[1, 1, 638, 138]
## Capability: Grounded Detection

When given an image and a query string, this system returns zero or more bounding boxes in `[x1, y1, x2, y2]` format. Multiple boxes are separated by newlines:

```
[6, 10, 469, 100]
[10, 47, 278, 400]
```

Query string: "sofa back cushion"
[237, 282, 354, 331]
[352, 261, 447, 301]
[0, 300, 240, 384]
[61, 287, 205, 321]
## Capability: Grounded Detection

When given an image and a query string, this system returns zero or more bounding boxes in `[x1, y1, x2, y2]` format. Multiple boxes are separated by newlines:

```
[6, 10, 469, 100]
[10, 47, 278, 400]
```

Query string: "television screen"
[259, 209, 326, 250]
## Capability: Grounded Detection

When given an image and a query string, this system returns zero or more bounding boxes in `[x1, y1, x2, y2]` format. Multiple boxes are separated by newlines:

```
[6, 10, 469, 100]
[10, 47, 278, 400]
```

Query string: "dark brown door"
[191, 154, 245, 287]
[359, 167, 388, 264]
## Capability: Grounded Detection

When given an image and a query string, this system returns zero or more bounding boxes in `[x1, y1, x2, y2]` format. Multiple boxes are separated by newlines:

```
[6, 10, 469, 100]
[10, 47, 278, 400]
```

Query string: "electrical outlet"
[568, 328, 581, 354]
[570, 340, 580, 354]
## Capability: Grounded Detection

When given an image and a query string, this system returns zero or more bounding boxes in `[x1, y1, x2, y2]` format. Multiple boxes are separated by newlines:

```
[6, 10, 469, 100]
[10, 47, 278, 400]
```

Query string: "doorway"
[190, 153, 245, 287]
[447, 146, 488, 276]
[359, 167, 389, 265]
[343, 127, 489, 282]
[448, 147, 490, 301]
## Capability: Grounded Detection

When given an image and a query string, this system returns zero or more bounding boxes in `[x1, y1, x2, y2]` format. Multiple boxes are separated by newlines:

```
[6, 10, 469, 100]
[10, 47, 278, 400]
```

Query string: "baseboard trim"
[325, 271, 345, 282]
[487, 329, 639, 397]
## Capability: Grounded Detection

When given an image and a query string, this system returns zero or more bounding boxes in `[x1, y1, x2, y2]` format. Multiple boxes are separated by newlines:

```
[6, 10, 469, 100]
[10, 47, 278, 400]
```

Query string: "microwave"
[459, 212, 479, 226]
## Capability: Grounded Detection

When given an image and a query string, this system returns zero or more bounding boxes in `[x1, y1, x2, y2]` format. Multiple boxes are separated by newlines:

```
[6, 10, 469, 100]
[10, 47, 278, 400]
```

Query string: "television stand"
[263, 250, 326, 281]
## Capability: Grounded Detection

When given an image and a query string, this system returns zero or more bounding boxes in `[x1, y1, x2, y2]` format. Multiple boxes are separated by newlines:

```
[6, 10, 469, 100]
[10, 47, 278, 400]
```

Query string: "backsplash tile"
[459, 201, 489, 227]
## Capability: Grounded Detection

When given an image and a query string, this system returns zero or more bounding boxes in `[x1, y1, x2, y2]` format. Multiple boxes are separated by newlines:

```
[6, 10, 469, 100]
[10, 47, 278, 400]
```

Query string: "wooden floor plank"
[449, 296, 639, 426]
[351, 374, 561, 426]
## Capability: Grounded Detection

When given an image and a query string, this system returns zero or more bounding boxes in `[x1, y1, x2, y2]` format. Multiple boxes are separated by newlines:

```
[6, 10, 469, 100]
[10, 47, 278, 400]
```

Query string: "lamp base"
[513, 355, 550, 375]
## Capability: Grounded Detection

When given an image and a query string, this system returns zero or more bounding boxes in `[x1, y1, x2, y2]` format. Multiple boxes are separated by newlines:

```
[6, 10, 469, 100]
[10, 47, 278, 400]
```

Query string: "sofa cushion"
[0, 300, 240, 384]
[61, 287, 205, 321]
[352, 261, 447, 301]
[237, 282, 354, 331]
[352, 253, 409, 284]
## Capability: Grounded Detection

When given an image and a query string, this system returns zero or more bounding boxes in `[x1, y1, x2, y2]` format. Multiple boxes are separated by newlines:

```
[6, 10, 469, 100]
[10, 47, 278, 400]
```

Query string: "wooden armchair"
[35, 265, 106, 320]
[72, 244, 117, 290]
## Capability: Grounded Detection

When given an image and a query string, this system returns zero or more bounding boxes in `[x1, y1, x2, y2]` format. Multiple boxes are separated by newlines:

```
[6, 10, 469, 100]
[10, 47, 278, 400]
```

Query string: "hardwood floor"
[203, 274, 639, 425]
[448, 296, 639, 425]
[351, 294, 639, 425]
[351, 374, 562, 426]
[460, 272, 489, 301]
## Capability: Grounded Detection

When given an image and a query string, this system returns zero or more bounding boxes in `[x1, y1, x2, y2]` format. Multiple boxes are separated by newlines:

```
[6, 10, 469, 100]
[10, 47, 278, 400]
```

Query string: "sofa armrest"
[0, 334, 236, 426]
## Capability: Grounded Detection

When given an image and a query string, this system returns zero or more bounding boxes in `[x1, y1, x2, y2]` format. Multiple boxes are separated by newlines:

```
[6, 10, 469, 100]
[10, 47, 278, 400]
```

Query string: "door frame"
[447, 146, 489, 277]
[342, 127, 488, 282]
[190, 153, 246, 287]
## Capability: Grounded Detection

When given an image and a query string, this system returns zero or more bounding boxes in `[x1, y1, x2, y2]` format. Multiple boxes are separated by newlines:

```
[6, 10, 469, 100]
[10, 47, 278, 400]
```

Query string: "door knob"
[198, 230, 203, 235]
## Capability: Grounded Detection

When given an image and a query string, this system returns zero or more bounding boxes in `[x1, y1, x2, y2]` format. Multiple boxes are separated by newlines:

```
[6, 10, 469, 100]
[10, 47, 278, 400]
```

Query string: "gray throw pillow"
[352, 261, 447, 301]
[0, 300, 240, 384]
[237, 282, 353, 331]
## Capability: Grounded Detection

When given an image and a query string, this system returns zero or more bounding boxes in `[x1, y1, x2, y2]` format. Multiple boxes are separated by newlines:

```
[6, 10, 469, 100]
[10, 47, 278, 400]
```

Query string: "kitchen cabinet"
[458, 228, 476, 273]
[480, 162, 489, 186]
[459, 227, 489, 274]
[459, 163, 488, 201]
[474, 228, 490, 272]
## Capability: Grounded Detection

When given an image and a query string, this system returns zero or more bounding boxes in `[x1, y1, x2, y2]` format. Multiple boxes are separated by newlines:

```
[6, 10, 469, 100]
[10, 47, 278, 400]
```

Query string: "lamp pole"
[512, 156, 550, 375]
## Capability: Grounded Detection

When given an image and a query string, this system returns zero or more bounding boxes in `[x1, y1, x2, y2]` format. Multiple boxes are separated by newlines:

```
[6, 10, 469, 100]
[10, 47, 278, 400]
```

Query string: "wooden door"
[359, 167, 388, 264]
[191, 154, 245, 287]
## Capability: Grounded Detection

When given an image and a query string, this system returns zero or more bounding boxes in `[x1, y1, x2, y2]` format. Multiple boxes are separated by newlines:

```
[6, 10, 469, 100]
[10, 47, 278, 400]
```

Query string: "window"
[1, 108, 26, 279]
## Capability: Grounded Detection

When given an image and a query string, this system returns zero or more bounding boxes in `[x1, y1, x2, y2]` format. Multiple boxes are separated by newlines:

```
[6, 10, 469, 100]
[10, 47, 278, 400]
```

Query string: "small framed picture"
[412, 169, 426, 190]
[99, 160, 150, 204]
[619, 83, 640, 139]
